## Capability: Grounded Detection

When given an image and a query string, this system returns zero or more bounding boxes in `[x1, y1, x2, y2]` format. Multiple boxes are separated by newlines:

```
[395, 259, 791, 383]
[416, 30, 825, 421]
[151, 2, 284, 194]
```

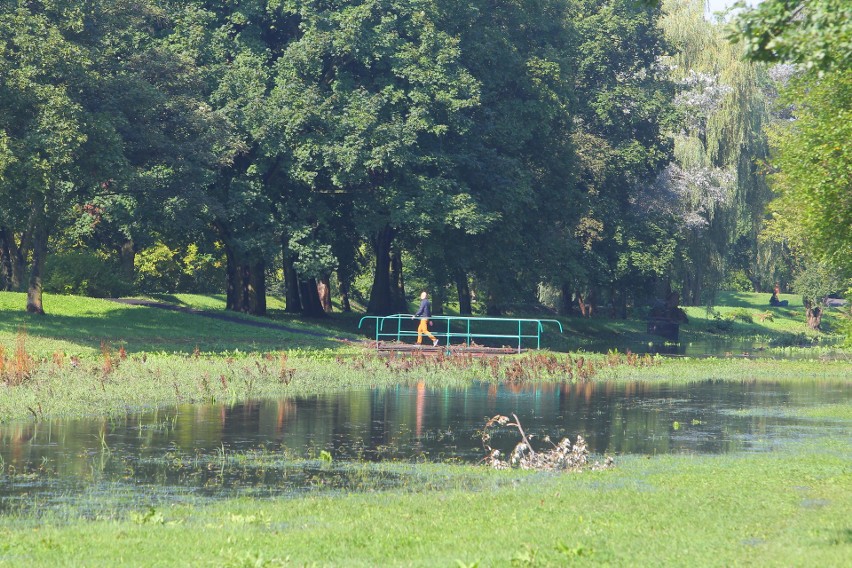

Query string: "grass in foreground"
[0, 437, 849, 566]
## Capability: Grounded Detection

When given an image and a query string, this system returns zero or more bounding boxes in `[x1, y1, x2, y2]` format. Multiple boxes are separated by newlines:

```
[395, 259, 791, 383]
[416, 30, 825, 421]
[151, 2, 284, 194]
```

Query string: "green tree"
[269, 0, 480, 315]
[729, 0, 852, 72]
[792, 262, 844, 330]
[0, 0, 218, 312]
[656, 0, 773, 305]
[558, 0, 674, 315]
[732, 0, 851, 311]
[160, 0, 298, 315]
[415, 0, 580, 315]
[765, 71, 851, 278]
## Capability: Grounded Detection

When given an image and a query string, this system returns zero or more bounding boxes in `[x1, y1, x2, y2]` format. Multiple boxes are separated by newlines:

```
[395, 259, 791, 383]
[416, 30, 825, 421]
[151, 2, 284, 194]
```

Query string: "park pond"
[1, 378, 850, 516]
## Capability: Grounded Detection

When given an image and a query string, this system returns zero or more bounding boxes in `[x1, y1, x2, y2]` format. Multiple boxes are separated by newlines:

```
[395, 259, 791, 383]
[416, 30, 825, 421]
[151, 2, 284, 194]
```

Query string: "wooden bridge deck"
[372, 341, 524, 356]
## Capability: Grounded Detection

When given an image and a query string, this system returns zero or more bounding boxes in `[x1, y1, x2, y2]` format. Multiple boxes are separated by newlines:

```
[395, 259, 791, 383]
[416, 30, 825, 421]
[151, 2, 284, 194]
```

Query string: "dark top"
[415, 298, 431, 318]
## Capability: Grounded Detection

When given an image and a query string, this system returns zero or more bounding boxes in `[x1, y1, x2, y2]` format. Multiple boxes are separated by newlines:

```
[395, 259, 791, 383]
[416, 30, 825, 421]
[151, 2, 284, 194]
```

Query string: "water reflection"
[1, 380, 849, 505]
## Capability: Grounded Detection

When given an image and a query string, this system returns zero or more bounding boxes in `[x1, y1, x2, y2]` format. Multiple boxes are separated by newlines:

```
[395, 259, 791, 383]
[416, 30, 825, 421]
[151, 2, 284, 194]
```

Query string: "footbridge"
[358, 314, 563, 353]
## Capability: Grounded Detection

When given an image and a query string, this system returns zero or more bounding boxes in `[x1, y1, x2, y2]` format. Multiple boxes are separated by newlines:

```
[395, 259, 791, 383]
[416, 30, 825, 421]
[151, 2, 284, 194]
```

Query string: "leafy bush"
[135, 242, 224, 293]
[135, 243, 182, 292]
[706, 310, 734, 333]
[728, 308, 754, 323]
[721, 269, 753, 293]
[44, 251, 134, 298]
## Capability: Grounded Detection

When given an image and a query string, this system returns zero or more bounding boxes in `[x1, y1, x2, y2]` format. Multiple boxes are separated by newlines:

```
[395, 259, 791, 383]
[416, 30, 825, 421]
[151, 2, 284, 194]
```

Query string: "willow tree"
[657, 0, 773, 304]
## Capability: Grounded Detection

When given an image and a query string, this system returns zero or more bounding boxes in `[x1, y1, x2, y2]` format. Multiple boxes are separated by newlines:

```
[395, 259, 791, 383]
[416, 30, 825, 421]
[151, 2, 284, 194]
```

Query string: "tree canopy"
[0, 0, 844, 320]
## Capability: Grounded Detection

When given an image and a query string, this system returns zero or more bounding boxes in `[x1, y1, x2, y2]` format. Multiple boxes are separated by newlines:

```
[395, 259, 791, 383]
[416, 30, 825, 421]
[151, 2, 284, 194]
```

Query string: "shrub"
[135, 242, 224, 293]
[728, 308, 754, 323]
[706, 311, 734, 333]
[134, 243, 182, 293]
[721, 269, 753, 293]
[44, 251, 134, 298]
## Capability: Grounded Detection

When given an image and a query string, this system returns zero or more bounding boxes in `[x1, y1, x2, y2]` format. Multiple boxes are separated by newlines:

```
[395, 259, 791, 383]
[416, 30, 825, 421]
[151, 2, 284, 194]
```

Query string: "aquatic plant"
[0, 331, 36, 386]
[338, 349, 659, 384]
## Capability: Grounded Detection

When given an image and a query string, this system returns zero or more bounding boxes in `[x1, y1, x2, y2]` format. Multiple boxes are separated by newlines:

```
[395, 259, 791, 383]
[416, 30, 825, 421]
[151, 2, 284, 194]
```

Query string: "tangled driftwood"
[480, 414, 614, 472]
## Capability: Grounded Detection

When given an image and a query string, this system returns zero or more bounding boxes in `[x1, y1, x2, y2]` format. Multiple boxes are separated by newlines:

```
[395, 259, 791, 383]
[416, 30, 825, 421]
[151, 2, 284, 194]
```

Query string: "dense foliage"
[730, 0, 851, 327]
[0, 0, 845, 318]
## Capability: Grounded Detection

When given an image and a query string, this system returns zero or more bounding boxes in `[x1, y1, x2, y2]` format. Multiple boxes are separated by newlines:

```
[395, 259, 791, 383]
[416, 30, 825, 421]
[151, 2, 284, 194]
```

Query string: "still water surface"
[1, 379, 849, 509]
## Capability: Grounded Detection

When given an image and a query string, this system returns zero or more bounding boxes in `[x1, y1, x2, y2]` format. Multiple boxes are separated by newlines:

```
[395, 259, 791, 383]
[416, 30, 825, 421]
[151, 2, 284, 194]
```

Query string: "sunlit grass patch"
[0, 292, 347, 357]
[799, 404, 852, 420]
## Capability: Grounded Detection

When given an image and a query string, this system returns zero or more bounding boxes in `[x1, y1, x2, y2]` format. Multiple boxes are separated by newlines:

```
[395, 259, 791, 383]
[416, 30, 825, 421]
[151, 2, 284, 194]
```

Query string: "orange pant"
[417, 318, 436, 344]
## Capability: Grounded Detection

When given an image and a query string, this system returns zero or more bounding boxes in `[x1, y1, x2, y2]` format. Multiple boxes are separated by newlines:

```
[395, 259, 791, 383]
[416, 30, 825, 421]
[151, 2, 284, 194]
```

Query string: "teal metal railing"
[357, 314, 563, 353]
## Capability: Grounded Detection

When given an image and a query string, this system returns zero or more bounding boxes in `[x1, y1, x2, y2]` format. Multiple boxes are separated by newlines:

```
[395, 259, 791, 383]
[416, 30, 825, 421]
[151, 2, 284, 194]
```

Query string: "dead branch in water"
[480, 414, 614, 472]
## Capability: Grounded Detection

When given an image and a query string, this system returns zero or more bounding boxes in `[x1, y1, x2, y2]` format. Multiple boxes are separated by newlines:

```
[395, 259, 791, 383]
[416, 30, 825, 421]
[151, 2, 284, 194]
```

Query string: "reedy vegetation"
[1, 328, 849, 424]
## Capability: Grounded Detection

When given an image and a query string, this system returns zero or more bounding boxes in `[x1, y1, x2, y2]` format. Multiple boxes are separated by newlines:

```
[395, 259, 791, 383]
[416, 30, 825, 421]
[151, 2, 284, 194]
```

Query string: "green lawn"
[1, 289, 846, 365]
[0, 293, 348, 357]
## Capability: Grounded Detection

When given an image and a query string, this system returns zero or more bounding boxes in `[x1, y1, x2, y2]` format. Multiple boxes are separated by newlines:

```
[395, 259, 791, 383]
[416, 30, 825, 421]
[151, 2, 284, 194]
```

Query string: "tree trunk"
[283, 244, 302, 313]
[247, 260, 266, 316]
[559, 284, 574, 316]
[338, 270, 352, 313]
[223, 239, 266, 315]
[0, 228, 11, 291]
[26, 224, 49, 314]
[299, 277, 326, 317]
[1, 226, 27, 290]
[804, 300, 822, 330]
[224, 244, 242, 311]
[317, 274, 332, 313]
[611, 286, 627, 319]
[389, 247, 407, 313]
[576, 290, 594, 318]
[456, 271, 472, 315]
[432, 291, 444, 315]
[686, 263, 703, 306]
[578, 294, 586, 317]
[367, 225, 395, 315]
[118, 240, 136, 284]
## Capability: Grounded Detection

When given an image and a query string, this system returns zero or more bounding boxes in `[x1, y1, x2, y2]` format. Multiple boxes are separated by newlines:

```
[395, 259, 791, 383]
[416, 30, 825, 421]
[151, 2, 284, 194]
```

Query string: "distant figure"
[412, 291, 439, 346]
[769, 291, 788, 307]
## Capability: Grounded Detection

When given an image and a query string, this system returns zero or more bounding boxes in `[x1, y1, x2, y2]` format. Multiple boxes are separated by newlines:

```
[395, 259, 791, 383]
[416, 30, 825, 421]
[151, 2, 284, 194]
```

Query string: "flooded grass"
[793, 404, 852, 420]
[0, 437, 849, 566]
[3, 379, 849, 517]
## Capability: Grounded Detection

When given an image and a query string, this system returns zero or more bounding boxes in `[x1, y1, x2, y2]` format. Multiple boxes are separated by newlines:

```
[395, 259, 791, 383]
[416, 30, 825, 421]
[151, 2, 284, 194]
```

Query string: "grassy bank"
[146, 290, 850, 350]
[1, 345, 850, 424]
[0, 293, 349, 356]
[1, 291, 847, 359]
[1, 437, 849, 566]
[1, 291, 850, 423]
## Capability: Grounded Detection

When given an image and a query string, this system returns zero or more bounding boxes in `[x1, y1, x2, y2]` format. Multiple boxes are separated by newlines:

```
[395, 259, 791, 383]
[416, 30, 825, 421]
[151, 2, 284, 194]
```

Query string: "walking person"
[412, 291, 439, 346]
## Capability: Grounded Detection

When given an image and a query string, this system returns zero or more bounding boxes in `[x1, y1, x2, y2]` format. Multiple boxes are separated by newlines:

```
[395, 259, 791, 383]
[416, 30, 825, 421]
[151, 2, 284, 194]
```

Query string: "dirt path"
[109, 298, 338, 339]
